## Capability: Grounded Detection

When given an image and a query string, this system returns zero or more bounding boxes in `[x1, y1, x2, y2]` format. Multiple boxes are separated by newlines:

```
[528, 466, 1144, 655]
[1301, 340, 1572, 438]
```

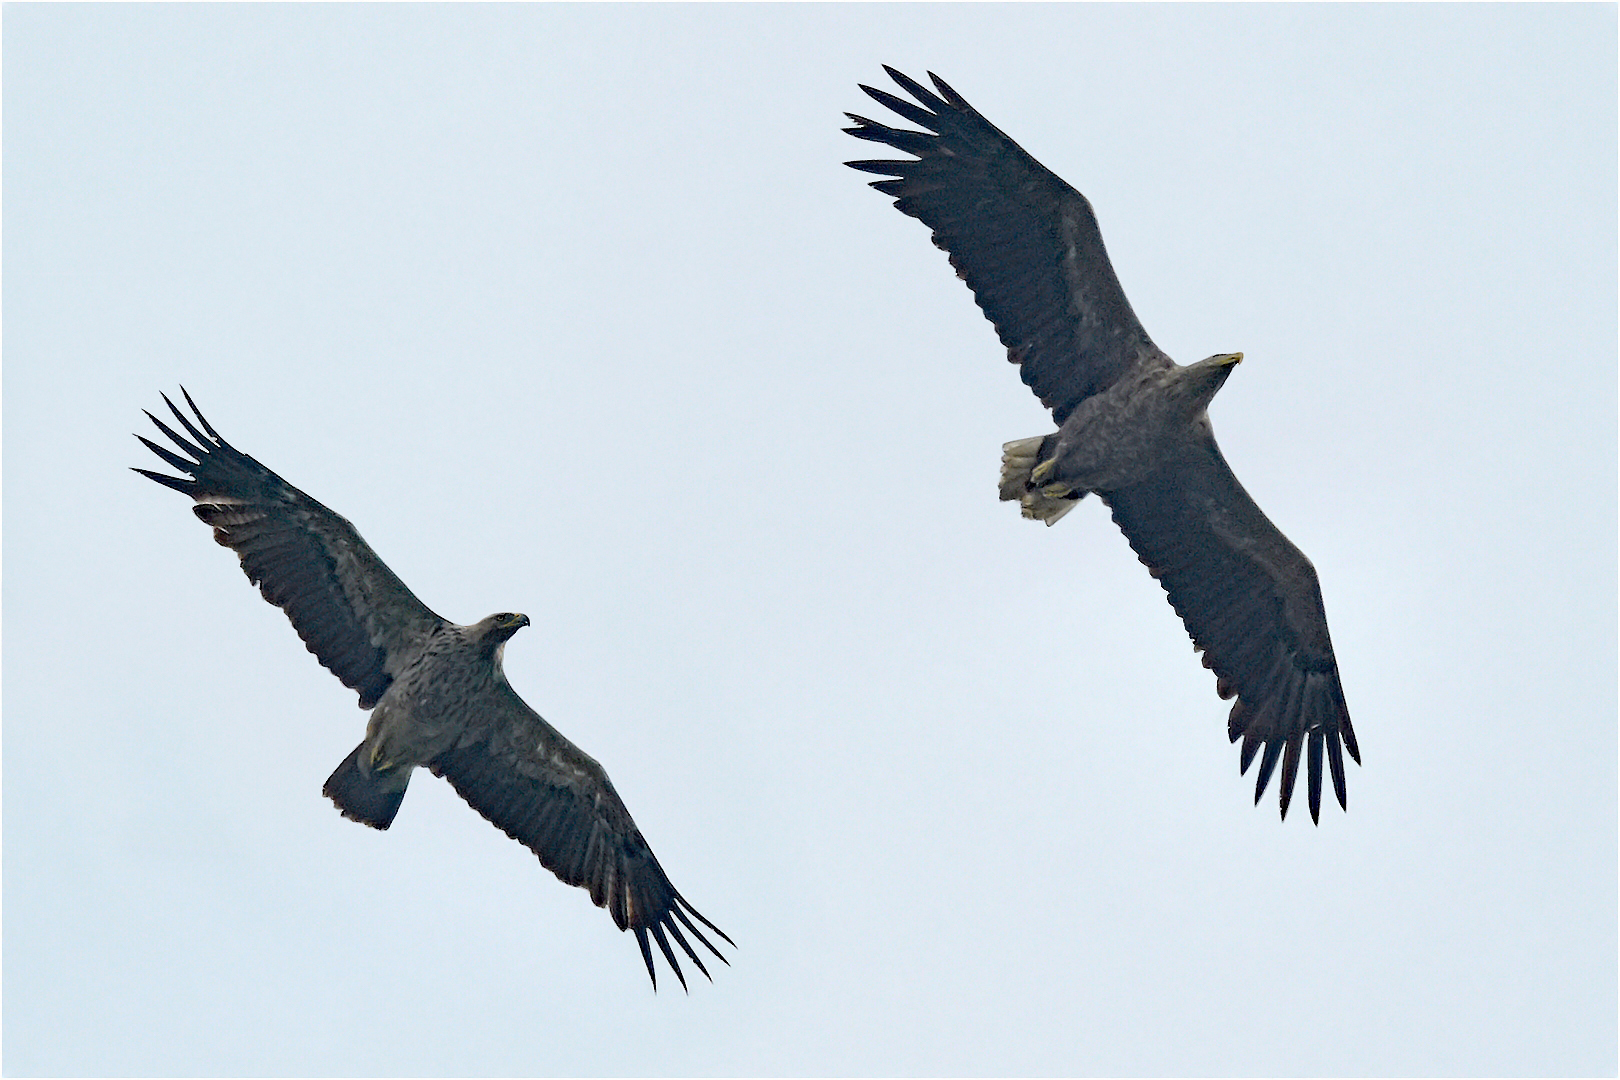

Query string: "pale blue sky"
[5, 4, 1615, 1075]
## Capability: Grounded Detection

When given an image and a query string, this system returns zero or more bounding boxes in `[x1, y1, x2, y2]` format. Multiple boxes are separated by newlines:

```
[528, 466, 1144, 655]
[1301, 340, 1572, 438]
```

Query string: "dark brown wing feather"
[429, 686, 733, 991]
[845, 67, 1167, 425]
[134, 390, 446, 708]
[1101, 428, 1360, 822]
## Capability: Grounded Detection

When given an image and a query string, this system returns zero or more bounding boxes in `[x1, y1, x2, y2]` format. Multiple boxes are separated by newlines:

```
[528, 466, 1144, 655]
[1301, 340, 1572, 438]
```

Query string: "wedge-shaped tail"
[323, 742, 411, 830]
[999, 434, 1082, 525]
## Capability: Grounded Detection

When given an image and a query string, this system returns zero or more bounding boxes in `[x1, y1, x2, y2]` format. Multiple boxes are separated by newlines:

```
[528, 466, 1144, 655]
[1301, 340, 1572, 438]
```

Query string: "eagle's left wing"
[429, 685, 733, 991]
[1102, 427, 1360, 822]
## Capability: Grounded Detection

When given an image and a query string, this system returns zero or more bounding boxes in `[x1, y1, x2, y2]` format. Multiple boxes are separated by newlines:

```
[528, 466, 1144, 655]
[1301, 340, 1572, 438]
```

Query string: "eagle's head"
[480, 611, 531, 643]
[1181, 352, 1243, 413]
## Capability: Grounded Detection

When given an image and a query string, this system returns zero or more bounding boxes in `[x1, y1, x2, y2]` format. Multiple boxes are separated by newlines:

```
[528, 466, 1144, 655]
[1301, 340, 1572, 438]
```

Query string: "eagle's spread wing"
[845, 66, 1167, 425]
[1102, 429, 1360, 822]
[135, 390, 446, 708]
[429, 687, 733, 991]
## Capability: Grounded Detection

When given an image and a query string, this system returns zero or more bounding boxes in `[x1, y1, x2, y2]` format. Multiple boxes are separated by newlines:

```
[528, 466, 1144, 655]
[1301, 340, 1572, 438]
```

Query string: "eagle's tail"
[323, 742, 410, 830]
[999, 434, 1083, 525]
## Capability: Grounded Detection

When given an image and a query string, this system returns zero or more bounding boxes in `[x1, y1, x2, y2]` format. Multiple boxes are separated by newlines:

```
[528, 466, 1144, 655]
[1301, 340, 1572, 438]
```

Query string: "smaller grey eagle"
[135, 390, 730, 989]
[845, 67, 1359, 822]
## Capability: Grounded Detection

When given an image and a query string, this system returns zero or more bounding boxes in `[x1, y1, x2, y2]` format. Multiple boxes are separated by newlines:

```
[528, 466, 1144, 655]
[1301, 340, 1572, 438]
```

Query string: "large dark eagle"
[135, 390, 731, 988]
[845, 68, 1359, 822]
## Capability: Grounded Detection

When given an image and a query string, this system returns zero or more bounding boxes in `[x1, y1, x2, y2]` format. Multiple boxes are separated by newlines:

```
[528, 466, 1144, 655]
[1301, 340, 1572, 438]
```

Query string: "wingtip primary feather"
[161, 391, 215, 451]
[1276, 730, 1305, 820]
[636, 928, 658, 991]
[879, 65, 938, 110]
[178, 385, 230, 448]
[649, 924, 690, 994]
[1307, 730, 1325, 824]
[858, 85, 940, 130]
[673, 891, 736, 952]
[1341, 714, 1362, 765]
[663, 919, 713, 984]
[1327, 732, 1349, 811]
[927, 70, 968, 107]
[143, 409, 208, 465]
[131, 466, 193, 495]
[1252, 738, 1284, 807]
[1238, 725, 1262, 774]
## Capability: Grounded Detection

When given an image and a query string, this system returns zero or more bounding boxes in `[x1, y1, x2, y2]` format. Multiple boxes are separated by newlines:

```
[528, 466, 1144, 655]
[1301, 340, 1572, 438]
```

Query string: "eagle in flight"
[845, 67, 1359, 821]
[135, 390, 731, 988]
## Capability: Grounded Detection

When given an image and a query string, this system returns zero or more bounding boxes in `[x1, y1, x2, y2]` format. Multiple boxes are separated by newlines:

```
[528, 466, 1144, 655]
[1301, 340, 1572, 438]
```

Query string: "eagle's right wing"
[429, 684, 733, 991]
[846, 67, 1168, 425]
[135, 390, 447, 708]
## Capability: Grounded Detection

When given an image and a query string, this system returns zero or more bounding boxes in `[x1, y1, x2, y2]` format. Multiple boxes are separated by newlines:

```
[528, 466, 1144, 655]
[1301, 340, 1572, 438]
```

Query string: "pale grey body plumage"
[846, 68, 1359, 821]
[135, 390, 730, 989]
[363, 619, 516, 776]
